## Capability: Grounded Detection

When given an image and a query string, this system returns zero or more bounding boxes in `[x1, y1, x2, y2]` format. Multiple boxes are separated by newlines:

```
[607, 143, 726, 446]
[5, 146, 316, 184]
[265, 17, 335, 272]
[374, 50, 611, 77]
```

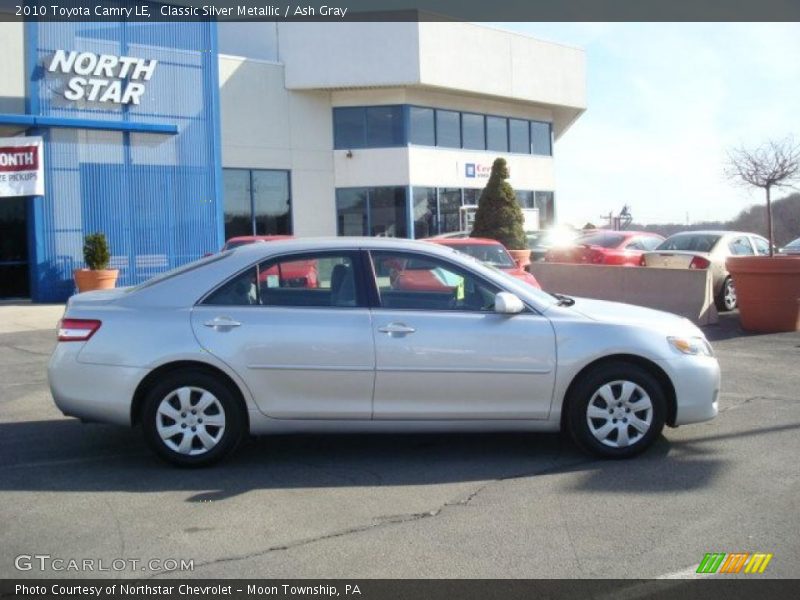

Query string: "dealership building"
[0, 15, 586, 301]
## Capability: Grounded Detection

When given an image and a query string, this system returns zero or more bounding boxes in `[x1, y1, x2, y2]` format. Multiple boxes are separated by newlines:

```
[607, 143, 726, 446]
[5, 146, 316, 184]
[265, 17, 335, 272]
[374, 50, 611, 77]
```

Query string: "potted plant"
[471, 158, 531, 267]
[724, 137, 800, 333]
[73, 232, 119, 293]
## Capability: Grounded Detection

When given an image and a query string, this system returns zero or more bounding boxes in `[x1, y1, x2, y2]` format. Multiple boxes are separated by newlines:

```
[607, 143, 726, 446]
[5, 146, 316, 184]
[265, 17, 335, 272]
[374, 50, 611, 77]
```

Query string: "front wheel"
[142, 369, 246, 467]
[566, 362, 666, 458]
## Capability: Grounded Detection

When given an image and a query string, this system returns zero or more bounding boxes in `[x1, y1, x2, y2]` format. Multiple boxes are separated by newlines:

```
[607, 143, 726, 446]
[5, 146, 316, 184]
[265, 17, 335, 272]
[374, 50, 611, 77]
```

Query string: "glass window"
[729, 237, 755, 256]
[224, 169, 292, 241]
[223, 169, 252, 240]
[438, 188, 463, 234]
[446, 243, 516, 268]
[333, 107, 366, 149]
[366, 106, 404, 147]
[462, 188, 481, 207]
[753, 237, 770, 255]
[370, 187, 408, 238]
[575, 232, 626, 249]
[639, 236, 663, 251]
[252, 171, 291, 235]
[461, 113, 485, 150]
[509, 118, 530, 154]
[413, 187, 437, 239]
[486, 116, 508, 152]
[204, 253, 362, 308]
[336, 188, 368, 236]
[657, 234, 721, 252]
[515, 191, 534, 209]
[534, 191, 555, 226]
[371, 251, 500, 312]
[409, 107, 435, 146]
[531, 121, 552, 156]
[436, 110, 461, 148]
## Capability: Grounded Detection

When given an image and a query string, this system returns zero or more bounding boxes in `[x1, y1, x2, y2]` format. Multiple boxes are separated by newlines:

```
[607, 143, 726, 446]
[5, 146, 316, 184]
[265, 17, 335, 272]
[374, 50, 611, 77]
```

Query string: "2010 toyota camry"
[48, 238, 720, 467]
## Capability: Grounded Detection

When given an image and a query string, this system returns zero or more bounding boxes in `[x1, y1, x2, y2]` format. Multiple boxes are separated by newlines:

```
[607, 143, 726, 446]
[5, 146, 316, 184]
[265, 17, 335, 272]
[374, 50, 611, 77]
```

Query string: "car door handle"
[378, 322, 416, 335]
[203, 317, 242, 330]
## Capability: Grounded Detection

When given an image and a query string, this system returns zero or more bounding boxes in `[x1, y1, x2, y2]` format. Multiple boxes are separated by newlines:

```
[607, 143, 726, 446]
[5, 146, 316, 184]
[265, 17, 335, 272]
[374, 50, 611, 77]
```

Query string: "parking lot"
[0, 304, 798, 579]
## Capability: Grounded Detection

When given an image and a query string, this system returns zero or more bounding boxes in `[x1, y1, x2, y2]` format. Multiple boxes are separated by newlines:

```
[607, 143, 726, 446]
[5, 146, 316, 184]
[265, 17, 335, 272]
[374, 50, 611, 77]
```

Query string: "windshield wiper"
[550, 292, 575, 307]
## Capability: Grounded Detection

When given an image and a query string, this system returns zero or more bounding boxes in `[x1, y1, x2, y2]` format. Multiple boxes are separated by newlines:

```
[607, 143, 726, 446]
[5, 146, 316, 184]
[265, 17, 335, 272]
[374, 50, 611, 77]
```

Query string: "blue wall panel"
[27, 17, 223, 301]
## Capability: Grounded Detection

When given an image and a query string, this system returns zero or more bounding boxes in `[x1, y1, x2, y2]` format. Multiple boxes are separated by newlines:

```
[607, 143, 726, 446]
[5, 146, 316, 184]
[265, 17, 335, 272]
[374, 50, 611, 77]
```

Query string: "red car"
[544, 230, 664, 266]
[428, 238, 541, 288]
[222, 235, 317, 288]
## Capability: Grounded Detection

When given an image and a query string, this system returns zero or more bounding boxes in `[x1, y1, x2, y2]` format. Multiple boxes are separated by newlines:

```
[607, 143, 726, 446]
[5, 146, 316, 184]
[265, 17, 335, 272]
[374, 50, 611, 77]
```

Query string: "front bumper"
[48, 343, 147, 426]
[657, 355, 720, 426]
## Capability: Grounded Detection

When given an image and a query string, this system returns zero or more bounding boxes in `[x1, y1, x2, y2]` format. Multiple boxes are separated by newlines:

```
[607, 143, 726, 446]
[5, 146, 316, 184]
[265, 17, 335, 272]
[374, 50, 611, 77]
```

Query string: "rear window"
[575, 232, 626, 249]
[131, 252, 233, 291]
[657, 234, 721, 252]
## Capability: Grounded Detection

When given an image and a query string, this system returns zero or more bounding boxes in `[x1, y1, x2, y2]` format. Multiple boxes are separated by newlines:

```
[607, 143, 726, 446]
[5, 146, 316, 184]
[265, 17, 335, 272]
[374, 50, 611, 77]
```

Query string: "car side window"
[203, 253, 362, 308]
[639, 236, 662, 251]
[752, 237, 770, 256]
[370, 251, 501, 312]
[728, 237, 754, 256]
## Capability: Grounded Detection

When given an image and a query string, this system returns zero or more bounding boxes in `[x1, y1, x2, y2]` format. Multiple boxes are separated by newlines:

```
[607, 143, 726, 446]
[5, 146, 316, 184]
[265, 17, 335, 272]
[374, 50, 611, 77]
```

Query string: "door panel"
[368, 250, 556, 419]
[192, 306, 375, 419]
[371, 310, 556, 419]
[191, 251, 375, 419]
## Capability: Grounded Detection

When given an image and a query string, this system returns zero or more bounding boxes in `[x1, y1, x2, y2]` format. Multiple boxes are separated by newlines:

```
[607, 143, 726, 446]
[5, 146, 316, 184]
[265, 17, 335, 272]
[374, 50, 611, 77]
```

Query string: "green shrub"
[83, 233, 111, 270]
[470, 158, 527, 250]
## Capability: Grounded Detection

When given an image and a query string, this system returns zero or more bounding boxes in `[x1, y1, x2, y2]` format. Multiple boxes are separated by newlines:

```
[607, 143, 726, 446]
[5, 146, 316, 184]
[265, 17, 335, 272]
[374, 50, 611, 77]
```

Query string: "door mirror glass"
[494, 292, 524, 314]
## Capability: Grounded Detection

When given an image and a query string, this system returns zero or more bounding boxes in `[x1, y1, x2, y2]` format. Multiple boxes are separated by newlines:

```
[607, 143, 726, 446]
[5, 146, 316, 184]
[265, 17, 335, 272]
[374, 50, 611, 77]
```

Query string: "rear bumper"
[657, 355, 720, 426]
[48, 343, 146, 426]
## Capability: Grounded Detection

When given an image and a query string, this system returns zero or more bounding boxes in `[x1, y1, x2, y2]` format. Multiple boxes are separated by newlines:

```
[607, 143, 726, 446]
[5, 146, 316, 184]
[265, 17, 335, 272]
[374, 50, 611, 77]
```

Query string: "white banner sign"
[0, 137, 45, 197]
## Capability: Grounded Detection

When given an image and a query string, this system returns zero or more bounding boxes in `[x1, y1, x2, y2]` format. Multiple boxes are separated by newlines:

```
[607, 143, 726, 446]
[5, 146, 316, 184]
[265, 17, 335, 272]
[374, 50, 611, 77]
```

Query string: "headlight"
[667, 336, 714, 357]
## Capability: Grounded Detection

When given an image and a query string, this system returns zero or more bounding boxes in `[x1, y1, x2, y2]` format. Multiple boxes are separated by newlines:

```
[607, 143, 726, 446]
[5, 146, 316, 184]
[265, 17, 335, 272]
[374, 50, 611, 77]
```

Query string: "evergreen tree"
[471, 158, 527, 249]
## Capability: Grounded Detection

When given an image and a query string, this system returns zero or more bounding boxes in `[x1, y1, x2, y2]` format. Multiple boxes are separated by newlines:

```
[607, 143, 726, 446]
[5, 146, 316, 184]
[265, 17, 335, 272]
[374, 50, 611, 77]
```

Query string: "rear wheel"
[715, 277, 737, 311]
[142, 369, 245, 467]
[566, 362, 666, 458]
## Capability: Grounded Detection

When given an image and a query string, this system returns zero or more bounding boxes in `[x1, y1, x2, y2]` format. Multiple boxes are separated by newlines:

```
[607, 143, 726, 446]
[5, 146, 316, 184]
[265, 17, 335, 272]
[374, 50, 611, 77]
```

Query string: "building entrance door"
[0, 197, 29, 298]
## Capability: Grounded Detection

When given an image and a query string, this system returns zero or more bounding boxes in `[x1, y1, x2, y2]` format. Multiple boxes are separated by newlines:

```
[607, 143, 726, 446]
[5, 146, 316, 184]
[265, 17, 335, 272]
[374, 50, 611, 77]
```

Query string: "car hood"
[553, 297, 701, 336]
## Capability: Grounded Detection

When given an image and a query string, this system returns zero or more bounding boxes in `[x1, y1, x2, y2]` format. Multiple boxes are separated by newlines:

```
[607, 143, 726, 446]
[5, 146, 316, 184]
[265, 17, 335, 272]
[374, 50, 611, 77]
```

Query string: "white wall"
[0, 22, 26, 116]
[218, 56, 336, 236]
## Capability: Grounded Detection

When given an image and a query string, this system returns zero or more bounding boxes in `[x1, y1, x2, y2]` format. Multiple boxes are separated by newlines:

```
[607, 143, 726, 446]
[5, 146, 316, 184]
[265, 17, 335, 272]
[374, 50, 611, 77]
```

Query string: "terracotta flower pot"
[508, 248, 532, 269]
[726, 256, 800, 333]
[73, 269, 119, 293]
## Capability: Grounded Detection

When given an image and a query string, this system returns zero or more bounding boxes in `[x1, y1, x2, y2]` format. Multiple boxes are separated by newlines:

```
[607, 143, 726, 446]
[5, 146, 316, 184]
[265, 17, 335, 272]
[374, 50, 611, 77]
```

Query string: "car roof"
[428, 237, 504, 246]
[226, 235, 293, 243]
[665, 230, 760, 237]
[577, 230, 660, 238]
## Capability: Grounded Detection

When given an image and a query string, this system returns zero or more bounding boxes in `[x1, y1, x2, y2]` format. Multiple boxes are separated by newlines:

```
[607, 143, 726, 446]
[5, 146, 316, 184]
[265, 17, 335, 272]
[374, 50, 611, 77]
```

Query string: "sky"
[493, 22, 800, 227]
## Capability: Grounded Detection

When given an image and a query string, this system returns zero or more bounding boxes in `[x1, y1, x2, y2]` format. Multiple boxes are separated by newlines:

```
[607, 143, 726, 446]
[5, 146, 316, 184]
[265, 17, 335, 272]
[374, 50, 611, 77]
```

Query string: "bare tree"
[726, 137, 800, 256]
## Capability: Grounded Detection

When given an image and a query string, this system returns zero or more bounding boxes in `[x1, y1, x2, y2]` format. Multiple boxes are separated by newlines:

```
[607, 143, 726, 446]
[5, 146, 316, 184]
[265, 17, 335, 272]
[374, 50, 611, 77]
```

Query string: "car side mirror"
[495, 292, 525, 314]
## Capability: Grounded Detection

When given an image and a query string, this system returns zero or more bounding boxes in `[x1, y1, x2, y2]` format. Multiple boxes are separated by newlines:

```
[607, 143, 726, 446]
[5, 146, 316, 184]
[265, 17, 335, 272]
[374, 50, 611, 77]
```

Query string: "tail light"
[57, 319, 101, 342]
[689, 256, 711, 269]
[588, 249, 605, 264]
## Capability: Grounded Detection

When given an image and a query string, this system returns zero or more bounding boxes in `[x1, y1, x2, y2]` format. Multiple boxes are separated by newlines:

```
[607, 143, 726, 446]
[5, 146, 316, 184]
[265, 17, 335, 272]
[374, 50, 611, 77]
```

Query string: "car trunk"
[644, 251, 707, 269]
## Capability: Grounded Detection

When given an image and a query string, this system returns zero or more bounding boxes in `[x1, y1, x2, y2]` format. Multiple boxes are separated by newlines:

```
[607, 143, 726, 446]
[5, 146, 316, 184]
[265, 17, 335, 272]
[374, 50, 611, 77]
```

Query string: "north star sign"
[47, 50, 158, 105]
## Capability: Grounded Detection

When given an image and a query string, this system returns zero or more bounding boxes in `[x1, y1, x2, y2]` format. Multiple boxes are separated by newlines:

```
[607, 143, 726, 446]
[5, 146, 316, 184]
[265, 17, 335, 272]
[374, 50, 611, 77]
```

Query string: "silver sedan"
[48, 238, 720, 466]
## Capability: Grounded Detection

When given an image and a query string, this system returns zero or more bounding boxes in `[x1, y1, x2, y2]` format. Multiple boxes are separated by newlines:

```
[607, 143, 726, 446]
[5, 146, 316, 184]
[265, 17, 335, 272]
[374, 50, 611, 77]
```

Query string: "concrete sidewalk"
[0, 302, 65, 334]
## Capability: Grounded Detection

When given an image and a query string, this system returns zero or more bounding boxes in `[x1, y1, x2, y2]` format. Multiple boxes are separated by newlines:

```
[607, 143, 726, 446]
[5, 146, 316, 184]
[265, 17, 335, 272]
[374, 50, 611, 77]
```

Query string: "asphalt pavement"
[0, 306, 798, 579]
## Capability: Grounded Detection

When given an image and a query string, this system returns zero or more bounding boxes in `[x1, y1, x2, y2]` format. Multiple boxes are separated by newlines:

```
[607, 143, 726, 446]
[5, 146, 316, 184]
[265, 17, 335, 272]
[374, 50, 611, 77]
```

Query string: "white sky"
[493, 22, 800, 226]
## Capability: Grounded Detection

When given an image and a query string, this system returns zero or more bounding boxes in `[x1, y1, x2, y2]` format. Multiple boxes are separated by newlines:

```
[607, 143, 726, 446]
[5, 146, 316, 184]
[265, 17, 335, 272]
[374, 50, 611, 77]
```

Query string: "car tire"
[141, 369, 246, 467]
[715, 277, 737, 311]
[566, 361, 666, 459]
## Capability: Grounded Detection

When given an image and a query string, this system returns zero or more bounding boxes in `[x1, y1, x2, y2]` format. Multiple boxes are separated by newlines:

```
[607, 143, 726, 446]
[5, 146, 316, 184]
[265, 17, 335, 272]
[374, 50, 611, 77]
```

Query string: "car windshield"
[657, 234, 721, 252]
[449, 244, 516, 268]
[785, 238, 800, 250]
[574, 232, 626, 248]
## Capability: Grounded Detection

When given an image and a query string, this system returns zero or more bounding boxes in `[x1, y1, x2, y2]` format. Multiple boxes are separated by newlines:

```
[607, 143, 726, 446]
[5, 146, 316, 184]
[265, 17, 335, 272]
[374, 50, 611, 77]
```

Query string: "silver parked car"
[642, 230, 770, 311]
[779, 236, 800, 255]
[49, 238, 720, 466]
